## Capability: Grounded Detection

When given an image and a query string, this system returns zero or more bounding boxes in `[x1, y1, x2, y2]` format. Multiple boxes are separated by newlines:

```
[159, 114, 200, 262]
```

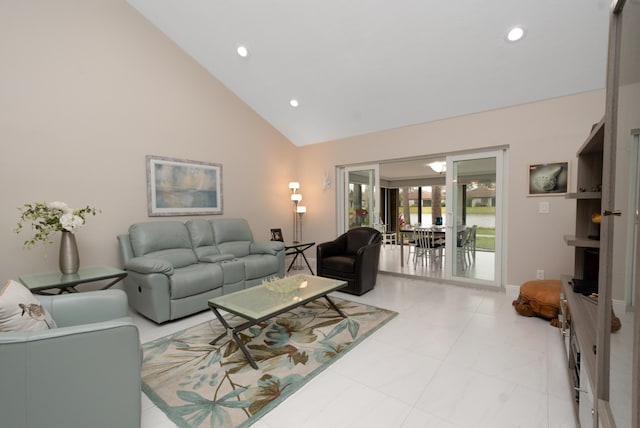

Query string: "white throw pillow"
[0, 279, 57, 332]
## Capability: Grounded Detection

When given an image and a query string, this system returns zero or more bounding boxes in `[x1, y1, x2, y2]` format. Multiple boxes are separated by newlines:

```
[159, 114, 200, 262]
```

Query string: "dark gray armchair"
[316, 227, 382, 296]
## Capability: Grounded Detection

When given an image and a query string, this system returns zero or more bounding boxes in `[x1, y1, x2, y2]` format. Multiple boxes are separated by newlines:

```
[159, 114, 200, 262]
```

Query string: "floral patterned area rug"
[142, 297, 398, 428]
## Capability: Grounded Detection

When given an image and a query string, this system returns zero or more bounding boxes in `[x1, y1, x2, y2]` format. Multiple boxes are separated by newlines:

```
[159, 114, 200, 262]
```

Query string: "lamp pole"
[289, 182, 301, 243]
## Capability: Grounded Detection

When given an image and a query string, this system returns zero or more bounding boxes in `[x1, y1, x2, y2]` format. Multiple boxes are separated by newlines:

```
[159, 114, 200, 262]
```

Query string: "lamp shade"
[296, 206, 307, 214]
[291, 194, 302, 202]
[288, 182, 300, 191]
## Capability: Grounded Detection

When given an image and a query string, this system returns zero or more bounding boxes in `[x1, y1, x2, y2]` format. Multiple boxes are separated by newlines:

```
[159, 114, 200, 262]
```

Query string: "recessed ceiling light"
[289, 99, 299, 108]
[506, 26, 525, 42]
[236, 45, 249, 57]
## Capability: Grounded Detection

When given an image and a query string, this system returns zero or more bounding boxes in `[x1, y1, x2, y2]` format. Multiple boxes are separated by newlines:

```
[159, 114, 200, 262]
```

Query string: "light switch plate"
[539, 201, 550, 214]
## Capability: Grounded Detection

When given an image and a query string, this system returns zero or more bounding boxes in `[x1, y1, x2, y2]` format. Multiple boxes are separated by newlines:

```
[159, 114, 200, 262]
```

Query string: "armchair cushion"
[322, 255, 357, 273]
[0, 280, 56, 332]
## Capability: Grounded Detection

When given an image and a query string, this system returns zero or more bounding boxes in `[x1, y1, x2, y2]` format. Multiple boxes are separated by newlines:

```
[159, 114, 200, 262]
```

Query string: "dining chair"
[466, 225, 477, 262]
[456, 227, 473, 270]
[413, 228, 444, 268]
[374, 223, 397, 247]
[405, 228, 418, 263]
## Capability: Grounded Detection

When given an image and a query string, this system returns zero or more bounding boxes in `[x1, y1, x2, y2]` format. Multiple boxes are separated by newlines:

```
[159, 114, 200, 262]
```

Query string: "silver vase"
[59, 231, 80, 274]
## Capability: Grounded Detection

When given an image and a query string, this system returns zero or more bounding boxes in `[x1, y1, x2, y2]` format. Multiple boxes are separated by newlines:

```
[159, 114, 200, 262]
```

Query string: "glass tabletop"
[208, 274, 345, 320]
[19, 265, 127, 291]
[284, 241, 315, 249]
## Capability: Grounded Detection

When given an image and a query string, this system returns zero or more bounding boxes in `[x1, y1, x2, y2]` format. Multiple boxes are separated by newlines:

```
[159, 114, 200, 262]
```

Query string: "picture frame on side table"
[528, 161, 569, 196]
[270, 228, 284, 242]
[146, 155, 223, 216]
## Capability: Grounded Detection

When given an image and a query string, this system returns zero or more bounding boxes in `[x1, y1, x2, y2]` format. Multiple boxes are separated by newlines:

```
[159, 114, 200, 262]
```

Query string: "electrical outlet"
[536, 269, 545, 280]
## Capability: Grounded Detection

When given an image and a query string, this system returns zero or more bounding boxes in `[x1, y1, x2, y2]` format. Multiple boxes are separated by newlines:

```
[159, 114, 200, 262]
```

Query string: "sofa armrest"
[124, 256, 174, 276]
[0, 318, 141, 428]
[199, 253, 236, 263]
[37, 289, 129, 328]
[0, 317, 138, 344]
[251, 241, 284, 255]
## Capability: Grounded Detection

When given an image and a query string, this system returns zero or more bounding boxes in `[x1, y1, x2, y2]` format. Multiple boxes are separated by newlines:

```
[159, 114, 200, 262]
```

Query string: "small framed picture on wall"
[270, 228, 284, 242]
[528, 161, 569, 196]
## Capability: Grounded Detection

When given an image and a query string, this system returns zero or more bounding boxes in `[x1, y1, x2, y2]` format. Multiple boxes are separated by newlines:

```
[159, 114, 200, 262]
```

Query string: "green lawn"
[406, 206, 496, 215]
[475, 227, 495, 251]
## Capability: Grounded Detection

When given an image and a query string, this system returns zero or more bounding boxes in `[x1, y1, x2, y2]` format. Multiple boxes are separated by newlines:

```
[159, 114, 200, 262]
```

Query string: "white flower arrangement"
[15, 201, 99, 249]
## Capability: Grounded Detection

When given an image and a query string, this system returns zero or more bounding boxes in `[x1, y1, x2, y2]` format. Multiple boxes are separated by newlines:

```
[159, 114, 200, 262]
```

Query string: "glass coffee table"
[208, 274, 347, 369]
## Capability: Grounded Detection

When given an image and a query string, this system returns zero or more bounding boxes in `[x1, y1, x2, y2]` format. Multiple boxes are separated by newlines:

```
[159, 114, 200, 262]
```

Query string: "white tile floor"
[134, 272, 578, 428]
[378, 243, 496, 282]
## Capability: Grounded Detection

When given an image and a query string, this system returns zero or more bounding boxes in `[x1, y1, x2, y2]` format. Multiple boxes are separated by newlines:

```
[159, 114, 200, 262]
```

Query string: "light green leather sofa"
[118, 218, 285, 323]
[0, 289, 141, 428]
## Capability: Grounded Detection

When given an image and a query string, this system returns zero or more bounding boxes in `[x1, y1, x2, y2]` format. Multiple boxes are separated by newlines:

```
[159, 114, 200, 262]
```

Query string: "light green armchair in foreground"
[0, 289, 141, 428]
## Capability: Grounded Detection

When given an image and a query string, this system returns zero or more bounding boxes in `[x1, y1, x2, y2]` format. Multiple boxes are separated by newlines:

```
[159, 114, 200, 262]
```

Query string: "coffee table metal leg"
[232, 331, 259, 370]
[324, 295, 347, 318]
[209, 306, 260, 370]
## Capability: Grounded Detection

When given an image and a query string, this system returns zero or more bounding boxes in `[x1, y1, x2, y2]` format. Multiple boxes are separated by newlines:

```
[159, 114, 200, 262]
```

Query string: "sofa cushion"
[186, 219, 226, 261]
[211, 218, 252, 257]
[169, 264, 224, 299]
[186, 219, 216, 247]
[0, 280, 57, 332]
[129, 222, 197, 268]
[242, 254, 281, 280]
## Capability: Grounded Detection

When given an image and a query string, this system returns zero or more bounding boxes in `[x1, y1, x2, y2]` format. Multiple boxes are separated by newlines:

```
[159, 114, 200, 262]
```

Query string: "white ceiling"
[127, 0, 611, 147]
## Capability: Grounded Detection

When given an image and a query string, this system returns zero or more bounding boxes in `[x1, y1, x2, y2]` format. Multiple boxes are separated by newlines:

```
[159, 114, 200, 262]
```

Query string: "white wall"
[296, 91, 606, 287]
[0, 0, 297, 281]
[0, 0, 610, 291]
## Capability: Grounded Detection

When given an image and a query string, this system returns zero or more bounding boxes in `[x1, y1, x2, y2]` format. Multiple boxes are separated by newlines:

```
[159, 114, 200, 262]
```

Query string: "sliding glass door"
[445, 150, 505, 288]
[337, 164, 380, 234]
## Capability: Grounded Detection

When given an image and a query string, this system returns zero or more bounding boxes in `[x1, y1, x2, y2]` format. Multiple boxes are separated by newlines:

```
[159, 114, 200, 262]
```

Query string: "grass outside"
[475, 227, 495, 251]
[405, 206, 496, 215]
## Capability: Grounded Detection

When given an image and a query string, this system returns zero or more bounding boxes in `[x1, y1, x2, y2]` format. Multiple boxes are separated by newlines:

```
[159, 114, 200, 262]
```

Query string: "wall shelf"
[564, 235, 601, 248]
[566, 192, 602, 200]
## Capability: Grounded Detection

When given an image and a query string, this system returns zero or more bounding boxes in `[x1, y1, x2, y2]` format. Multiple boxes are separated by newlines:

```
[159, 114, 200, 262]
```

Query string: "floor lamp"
[289, 181, 303, 242]
[296, 206, 306, 242]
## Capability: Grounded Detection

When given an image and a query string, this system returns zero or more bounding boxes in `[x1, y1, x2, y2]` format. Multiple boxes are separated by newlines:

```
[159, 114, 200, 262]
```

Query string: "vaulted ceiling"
[127, 0, 611, 147]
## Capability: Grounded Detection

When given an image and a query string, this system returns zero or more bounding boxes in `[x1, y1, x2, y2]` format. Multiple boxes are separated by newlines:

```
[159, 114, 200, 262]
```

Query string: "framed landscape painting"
[528, 161, 569, 196]
[147, 155, 223, 216]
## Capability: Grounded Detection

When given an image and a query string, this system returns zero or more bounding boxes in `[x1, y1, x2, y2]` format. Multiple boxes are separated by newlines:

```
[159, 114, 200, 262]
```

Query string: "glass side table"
[19, 265, 127, 294]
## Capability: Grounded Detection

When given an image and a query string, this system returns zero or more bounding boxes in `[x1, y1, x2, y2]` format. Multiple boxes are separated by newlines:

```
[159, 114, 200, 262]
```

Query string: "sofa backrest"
[128, 221, 197, 268]
[185, 218, 223, 259]
[210, 218, 253, 257]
